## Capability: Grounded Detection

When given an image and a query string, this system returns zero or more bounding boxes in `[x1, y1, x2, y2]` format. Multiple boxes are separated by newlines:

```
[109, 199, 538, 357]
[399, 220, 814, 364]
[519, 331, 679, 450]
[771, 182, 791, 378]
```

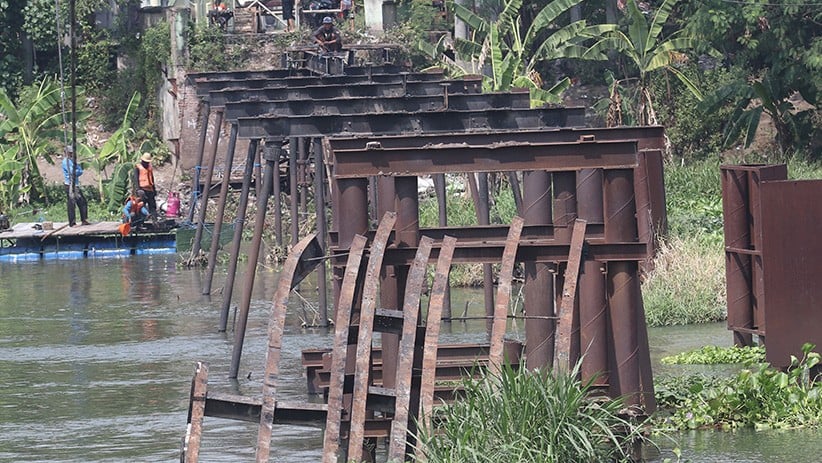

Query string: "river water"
[1, 255, 821, 462]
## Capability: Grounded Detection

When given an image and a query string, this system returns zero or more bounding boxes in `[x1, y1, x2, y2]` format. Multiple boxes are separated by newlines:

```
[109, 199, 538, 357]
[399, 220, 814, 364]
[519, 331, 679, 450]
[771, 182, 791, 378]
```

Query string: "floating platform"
[0, 221, 178, 261]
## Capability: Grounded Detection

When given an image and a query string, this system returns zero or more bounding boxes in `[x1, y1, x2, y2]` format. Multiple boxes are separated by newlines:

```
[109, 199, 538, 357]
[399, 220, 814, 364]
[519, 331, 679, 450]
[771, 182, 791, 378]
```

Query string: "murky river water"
[1, 256, 821, 462]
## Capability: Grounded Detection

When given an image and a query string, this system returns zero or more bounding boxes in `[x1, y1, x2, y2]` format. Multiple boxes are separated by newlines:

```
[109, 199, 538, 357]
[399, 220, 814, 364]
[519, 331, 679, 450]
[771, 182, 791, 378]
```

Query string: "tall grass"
[415, 361, 648, 463]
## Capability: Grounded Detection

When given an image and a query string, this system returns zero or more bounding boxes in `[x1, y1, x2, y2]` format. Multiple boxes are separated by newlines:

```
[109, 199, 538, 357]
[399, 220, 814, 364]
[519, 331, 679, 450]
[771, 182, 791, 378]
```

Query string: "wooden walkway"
[0, 221, 124, 241]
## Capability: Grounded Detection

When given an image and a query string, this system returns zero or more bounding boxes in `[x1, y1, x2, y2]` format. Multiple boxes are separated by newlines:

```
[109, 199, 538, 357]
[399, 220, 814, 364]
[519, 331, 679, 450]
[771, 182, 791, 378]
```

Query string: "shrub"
[661, 345, 766, 365]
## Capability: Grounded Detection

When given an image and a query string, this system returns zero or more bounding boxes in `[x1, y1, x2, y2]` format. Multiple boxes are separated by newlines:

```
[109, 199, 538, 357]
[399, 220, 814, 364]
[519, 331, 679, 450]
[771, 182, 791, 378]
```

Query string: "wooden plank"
[182, 362, 208, 463]
[347, 211, 397, 462]
[321, 234, 368, 463]
[488, 216, 524, 372]
[554, 219, 587, 370]
[418, 236, 457, 442]
[388, 236, 434, 461]
[256, 234, 321, 463]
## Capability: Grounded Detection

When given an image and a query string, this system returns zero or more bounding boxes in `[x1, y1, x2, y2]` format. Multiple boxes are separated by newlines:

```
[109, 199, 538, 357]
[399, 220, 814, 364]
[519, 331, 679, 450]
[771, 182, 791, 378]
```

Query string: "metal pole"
[229, 149, 276, 379]
[432, 173, 452, 320]
[202, 123, 238, 295]
[314, 138, 329, 327]
[477, 173, 494, 331]
[219, 139, 258, 332]
[190, 108, 224, 263]
[272, 141, 283, 247]
[523, 170, 554, 370]
[289, 138, 299, 247]
[187, 100, 211, 223]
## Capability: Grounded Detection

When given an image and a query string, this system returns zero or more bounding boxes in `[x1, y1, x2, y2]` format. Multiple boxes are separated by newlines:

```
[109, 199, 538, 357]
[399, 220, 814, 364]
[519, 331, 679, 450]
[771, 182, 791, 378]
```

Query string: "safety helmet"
[322, 16, 333, 24]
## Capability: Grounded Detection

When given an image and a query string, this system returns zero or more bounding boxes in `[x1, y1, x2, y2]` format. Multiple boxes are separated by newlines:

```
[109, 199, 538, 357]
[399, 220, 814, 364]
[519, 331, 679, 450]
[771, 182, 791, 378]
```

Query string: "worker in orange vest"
[134, 153, 157, 220]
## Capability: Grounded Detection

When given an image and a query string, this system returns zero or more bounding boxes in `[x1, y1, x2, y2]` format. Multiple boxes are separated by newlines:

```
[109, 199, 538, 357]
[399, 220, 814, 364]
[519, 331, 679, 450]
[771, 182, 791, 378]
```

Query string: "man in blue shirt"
[61, 146, 90, 226]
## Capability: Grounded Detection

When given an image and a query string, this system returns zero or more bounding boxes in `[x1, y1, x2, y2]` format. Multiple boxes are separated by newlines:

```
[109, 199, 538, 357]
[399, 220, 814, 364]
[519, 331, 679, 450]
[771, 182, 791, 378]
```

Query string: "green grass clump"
[660, 345, 766, 365]
[642, 235, 726, 326]
[416, 362, 648, 463]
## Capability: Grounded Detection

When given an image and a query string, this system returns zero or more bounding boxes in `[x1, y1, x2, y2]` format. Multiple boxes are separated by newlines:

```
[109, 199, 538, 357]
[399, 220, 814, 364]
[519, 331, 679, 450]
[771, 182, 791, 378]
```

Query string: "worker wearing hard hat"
[134, 153, 157, 220]
[313, 16, 342, 52]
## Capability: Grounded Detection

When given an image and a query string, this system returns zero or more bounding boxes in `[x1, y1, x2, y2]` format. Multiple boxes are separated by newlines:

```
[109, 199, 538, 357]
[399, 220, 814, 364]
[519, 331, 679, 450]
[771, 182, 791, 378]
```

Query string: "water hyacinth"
[414, 361, 649, 463]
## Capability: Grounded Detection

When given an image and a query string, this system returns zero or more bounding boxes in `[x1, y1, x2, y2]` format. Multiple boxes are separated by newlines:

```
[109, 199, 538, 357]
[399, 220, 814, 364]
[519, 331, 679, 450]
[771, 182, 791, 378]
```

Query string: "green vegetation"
[661, 345, 766, 365]
[657, 344, 822, 431]
[416, 361, 649, 462]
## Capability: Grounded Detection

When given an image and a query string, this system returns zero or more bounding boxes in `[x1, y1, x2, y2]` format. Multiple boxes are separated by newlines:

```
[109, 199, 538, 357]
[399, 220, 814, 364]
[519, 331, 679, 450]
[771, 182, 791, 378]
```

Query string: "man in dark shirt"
[313, 16, 342, 52]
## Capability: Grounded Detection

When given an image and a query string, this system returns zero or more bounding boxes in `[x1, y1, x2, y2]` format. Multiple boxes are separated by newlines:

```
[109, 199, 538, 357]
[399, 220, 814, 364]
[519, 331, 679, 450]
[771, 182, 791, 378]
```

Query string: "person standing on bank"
[134, 153, 157, 220]
[313, 16, 342, 52]
[62, 146, 90, 226]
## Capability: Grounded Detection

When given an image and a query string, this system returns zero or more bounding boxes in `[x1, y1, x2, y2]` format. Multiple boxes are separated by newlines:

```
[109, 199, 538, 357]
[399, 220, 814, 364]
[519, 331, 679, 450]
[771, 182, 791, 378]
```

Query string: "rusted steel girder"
[207, 78, 483, 108]
[191, 70, 448, 97]
[256, 234, 324, 463]
[187, 100, 211, 223]
[489, 216, 525, 372]
[554, 219, 587, 370]
[236, 107, 587, 139]
[202, 122, 238, 294]
[331, 140, 638, 177]
[189, 108, 224, 262]
[181, 362, 208, 463]
[223, 90, 530, 120]
[328, 126, 665, 152]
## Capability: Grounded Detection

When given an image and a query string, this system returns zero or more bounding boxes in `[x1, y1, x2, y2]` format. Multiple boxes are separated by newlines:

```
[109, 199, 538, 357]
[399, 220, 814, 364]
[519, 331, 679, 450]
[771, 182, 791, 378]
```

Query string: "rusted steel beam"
[189, 108, 224, 262]
[347, 212, 397, 462]
[181, 362, 208, 463]
[419, 235, 457, 434]
[331, 140, 638, 178]
[187, 101, 211, 223]
[477, 173, 495, 332]
[322, 234, 367, 463]
[208, 79, 483, 107]
[381, 242, 648, 265]
[314, 139, 330, 326]
[205, 392, 328, 425]
[388, 236, 434, 461]
[236, 107, 587, 139]
[489, 216, 525, 372]
[186, 62, 414, 82]
[203, 122, 238, 295]
[554, 219, 587, 370]
[328, 126, 665, 152]
[223, 91, 531, 120]
[192, 70, 449, 96]
[256, 234, 323, 462]
[721, 167, 754, 346]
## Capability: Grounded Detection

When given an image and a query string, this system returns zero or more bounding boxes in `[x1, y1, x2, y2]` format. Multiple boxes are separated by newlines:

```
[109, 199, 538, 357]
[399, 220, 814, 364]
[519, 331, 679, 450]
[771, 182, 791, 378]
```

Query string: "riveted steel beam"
[236, 107, 586, 138]
[328, 126, 666, 152]
[223, 90, 530, 120]
[331, 139, 637, 177]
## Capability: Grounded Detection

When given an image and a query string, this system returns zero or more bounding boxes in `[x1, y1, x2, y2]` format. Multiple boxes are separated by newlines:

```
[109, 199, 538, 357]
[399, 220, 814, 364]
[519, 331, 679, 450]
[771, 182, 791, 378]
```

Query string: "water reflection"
[0, 256, 820, 462]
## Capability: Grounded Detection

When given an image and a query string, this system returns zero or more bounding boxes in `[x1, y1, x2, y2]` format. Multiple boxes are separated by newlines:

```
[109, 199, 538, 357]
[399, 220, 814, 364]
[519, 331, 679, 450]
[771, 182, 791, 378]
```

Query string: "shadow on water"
[1, 256, 821, 462]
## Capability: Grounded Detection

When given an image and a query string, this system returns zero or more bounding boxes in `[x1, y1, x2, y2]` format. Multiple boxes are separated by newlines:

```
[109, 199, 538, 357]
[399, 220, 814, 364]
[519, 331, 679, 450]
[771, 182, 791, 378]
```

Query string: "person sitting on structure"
[208, 0, 234, 30]
[123, 190, 150, 229]
[313, 16, 342, 52]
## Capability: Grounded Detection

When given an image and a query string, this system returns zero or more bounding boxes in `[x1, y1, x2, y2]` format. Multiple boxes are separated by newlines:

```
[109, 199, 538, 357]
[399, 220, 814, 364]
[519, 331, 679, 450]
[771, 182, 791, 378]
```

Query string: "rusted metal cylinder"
[254, 145, 262, 199]
[522, 170, 555, 370]
[508, 172, 523, 215]
[377, 175, 400, 383]
[432, 173, 452, 320]
[314, 139, 329, 327]
[337, 179, 369, 249]
[272, 142, 283, 248]
[203, 122, 238, 295]
[552, 171, 577, 242]
[299, 138, 308, 216]
[289, 138, 299, 247]
[577, 168, 608, 384]
[229, 155, 275, 379]
[219, 139, 258, 332]
[188, 100, 210, 223]
[190, 109, 224, 262]
[634, 151, 657, 272]
[477, 173, 494, 330]
[721, 167, 753, 346]
[604, 168, 641, 406]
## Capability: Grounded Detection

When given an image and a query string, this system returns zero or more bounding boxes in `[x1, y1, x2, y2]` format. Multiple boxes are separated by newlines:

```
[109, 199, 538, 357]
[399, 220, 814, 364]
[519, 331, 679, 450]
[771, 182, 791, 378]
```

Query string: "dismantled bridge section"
[181, 60, 666, 462]
[721, 164, 822, 368]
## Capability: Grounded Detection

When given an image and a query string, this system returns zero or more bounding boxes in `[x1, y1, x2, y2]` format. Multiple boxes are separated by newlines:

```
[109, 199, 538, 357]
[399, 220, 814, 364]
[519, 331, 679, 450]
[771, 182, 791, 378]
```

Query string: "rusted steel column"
[489, 216, 525, 372]
[555, 219, 587, 370]
[299, 138, 308, 217]
[314, 138, 329, 326]
[508, 172, 523, 215]
[187, 100, 210, 224]
[384, 176, 420, 390]
[190, 108, 224, 263]
[337, 178, 369, 249]
[202, 122, 238, 295]
[553, 171, 577, 242]
[721, 167, 753, 346]
[219, 139, 258, 332]
[182, 362, 208, 463]
[254, 144, 263, 199]
[477, 173, 494, 330]
[432, 173, 452, 320]
[604, 168, 642, 407]
[229, 151, 276, 379]
[377, 175, 400, 391]
[522, 170, 555, 370]
[577, 168, 608, 382]
[289, 138, 299, 247]
[272, 141, 283, 248]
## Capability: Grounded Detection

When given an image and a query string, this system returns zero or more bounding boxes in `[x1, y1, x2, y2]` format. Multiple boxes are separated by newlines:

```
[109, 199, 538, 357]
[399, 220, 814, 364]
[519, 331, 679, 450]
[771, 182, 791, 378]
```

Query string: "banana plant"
[0, 144, 26, 211]
[91, 92, 141, 200]
[420, 0, 615, 106]
[582, 0, 704, 126]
